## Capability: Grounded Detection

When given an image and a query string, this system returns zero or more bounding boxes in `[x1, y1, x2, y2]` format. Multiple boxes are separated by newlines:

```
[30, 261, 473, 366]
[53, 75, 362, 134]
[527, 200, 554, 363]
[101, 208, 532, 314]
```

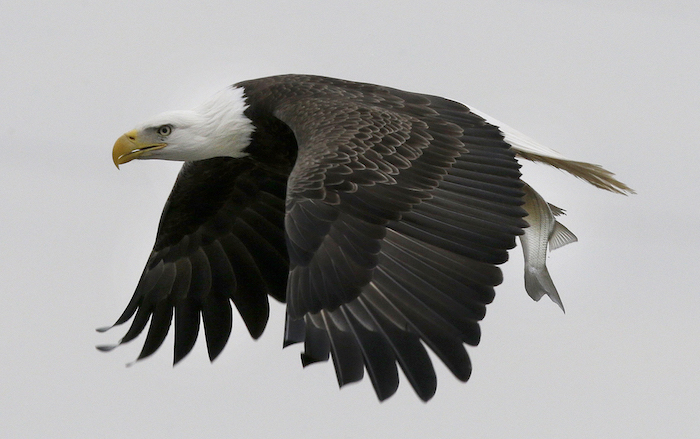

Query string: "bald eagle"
[100, 75, 632, 401]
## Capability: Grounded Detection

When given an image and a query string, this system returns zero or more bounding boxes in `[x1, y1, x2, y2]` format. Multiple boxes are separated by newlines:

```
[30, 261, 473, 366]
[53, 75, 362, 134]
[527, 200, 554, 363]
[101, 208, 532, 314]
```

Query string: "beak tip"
[112, 130, 165, 167]
[112, 131, 136, 169]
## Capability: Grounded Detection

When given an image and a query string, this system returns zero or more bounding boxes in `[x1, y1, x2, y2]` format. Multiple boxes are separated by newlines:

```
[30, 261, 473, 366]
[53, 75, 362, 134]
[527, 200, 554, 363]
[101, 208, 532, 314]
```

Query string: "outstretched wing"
[99, 157, 289, 363]
[266, 76, 528, 400]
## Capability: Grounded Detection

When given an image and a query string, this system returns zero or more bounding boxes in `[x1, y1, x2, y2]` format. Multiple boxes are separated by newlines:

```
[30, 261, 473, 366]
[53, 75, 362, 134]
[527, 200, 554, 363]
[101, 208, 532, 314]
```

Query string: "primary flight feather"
[100, 74, 633, 401]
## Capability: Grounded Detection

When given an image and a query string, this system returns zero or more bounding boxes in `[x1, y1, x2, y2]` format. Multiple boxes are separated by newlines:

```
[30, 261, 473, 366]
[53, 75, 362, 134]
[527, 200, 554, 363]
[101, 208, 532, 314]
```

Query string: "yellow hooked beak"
[112, 130, 167, 168]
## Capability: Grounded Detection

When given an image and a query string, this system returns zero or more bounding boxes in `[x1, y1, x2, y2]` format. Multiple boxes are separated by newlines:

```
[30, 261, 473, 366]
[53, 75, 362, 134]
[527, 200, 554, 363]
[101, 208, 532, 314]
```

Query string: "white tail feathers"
[469, 107, 635, 195]
[516, 152, 635, 195]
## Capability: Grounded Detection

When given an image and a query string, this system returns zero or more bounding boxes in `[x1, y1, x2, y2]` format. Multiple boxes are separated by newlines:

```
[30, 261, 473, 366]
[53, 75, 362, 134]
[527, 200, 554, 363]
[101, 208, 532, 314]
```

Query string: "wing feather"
[173, 298, 200, 364]
[321, 311, 365, 387]
[100, 157, 290, 363]
[138, 301, 174, 360]
[254, 75, 527, 399]
[340, 306, 399, 401]
[353, 297, 437, 401]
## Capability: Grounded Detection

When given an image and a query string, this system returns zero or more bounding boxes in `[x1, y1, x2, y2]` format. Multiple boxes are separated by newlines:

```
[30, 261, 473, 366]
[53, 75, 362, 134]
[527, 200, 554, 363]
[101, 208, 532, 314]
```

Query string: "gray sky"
[2, 1, 699, 437]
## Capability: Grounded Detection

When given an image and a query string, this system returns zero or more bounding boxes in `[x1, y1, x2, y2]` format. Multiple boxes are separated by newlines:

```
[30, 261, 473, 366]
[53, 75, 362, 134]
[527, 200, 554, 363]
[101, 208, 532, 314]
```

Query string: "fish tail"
[524, 265, 565, 313]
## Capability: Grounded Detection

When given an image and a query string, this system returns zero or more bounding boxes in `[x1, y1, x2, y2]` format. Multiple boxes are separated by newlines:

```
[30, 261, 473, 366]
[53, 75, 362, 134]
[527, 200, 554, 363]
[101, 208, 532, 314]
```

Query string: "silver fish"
[519, 183, 578, 312]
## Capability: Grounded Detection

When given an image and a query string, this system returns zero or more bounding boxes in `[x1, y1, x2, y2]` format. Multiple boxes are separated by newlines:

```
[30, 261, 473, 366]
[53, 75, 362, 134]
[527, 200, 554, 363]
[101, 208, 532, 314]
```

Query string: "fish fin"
[548, 203, 566, 216]
[549, 221, 578, 251]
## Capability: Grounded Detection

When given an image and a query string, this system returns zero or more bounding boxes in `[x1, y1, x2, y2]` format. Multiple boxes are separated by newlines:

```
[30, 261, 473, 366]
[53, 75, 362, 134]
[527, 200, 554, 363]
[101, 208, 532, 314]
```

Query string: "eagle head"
[112, 86, 255, 167]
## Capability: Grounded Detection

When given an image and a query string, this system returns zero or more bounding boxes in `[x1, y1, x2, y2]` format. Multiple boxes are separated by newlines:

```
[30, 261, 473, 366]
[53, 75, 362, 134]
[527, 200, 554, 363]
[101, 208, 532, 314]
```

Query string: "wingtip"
[207, 346, 225, 363]
[282, 339, 299, 348]
[173, 351, 188, 366]
[96, 343, 119, 352]
[301, 352, 328, 367]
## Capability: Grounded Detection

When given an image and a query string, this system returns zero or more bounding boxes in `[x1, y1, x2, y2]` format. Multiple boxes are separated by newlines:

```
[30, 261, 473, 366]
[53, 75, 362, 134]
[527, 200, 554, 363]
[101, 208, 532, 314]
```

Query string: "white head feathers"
[135, 86, 255, 162]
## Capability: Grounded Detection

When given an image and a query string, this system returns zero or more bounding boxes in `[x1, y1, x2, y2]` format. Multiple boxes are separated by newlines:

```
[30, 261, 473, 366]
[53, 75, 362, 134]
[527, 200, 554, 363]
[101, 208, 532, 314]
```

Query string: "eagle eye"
[156, 125, 172, 137]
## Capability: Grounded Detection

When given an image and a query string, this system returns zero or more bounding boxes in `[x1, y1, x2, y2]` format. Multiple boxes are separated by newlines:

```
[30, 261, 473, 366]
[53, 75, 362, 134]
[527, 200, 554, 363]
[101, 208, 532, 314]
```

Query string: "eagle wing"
[267, 76, 528, 400]
[99, 157, 289, 363]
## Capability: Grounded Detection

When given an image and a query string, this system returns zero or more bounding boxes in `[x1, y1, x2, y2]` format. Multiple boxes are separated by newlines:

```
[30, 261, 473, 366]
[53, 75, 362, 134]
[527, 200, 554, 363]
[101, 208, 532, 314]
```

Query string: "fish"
[519, 183, 578, 312]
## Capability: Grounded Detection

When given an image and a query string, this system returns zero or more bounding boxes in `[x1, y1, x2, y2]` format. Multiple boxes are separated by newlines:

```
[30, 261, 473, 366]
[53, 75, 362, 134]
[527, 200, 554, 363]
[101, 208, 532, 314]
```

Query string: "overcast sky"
[1, 1, 699, 438]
